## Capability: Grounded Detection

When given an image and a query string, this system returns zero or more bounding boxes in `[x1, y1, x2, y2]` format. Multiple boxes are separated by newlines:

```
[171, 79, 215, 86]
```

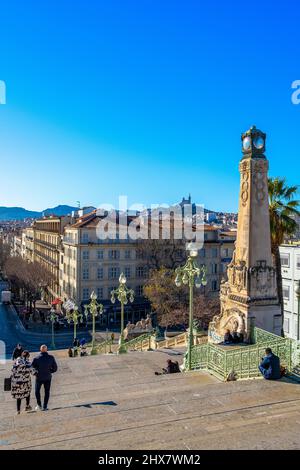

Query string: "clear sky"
[0, 0, 299, 212]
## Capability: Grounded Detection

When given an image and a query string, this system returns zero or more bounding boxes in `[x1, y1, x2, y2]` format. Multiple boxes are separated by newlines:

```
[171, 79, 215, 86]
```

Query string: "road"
[0, 301, 90, 358]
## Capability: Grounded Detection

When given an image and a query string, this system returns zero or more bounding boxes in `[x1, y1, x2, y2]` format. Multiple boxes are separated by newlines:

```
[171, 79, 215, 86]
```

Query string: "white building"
[280, 244, 300, 340]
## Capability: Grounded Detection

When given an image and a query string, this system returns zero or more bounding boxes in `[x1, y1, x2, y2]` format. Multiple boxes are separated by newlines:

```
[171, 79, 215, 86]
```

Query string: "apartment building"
[33, 215, 71, 302]
[280, 243, 300, 340]
[23, 227, 34, 262]
[59, 211, 236, 325]
[59, 211, 150, 325]
[197, 227, 236, 296]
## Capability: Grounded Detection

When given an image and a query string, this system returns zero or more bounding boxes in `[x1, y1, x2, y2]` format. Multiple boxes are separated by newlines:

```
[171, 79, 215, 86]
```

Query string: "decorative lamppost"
[295, 280, 300, 342]
[84, 291, 104, 355]
[65, 301, 83, 344]
[111, 273, 134, 354]
[175, 246, 207, 371]
[49, 307, 58, 350]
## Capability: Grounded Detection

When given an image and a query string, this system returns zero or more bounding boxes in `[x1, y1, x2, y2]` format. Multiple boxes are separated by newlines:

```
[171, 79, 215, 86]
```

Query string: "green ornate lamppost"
[175, 245, 207, 371]
[111, 273, 134, 354]
[49, 307, 58, 350]
[84, 291, 104, 355]
[65, 301, 83, 344]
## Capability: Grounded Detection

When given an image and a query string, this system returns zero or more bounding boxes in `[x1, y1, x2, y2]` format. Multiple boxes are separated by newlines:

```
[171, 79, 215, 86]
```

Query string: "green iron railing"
[88, 339, 113, 354]
[190, 327, 294, 381]
[125, 333, 153, 351]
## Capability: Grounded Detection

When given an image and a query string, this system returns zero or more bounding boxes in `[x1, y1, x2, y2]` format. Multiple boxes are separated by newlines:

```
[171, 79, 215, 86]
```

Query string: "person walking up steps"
[11, 350, 33, 415]
[32, 345, 57, 411]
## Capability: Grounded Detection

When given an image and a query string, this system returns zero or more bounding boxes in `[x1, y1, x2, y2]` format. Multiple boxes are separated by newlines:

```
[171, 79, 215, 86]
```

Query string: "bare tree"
[0, 239, 10, 274]
[136, 239, 187, 270]
[4, 255, 54, 312]
[144, 267, 219, 328]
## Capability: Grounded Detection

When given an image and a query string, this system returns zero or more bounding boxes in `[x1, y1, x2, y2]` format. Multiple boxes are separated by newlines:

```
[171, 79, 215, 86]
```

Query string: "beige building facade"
[59, 212, 236, 325]
[33, 216, 71, 302]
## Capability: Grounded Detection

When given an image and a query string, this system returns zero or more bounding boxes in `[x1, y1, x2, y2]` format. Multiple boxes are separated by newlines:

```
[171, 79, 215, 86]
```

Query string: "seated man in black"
[259, 348, 281, 380]
[155, 359, 180, 375]
[223, 329, 234, 344]
[232, 330, 244, 344]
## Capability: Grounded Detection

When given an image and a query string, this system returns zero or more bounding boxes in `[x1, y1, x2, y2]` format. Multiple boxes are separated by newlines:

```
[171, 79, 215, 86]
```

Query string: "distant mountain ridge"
[0, 205, 78, 221]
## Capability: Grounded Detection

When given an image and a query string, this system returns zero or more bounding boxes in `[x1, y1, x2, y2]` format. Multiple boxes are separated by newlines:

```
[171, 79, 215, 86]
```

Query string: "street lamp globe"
[90, 291, 97, 301]
[189, 249, 198, 258]
[119, 273, 127, 284]
[175, 275, 182, 287]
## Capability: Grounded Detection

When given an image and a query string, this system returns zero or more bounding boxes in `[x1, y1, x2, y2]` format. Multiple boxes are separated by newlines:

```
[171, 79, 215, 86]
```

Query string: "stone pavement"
[1, 349, 300, 450]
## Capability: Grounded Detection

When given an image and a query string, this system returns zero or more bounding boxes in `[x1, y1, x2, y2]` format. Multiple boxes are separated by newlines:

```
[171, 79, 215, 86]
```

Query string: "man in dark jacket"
[155, 359, 180, 375]
[12, 344, 23, 361]
[259, 348, 281, 380]
[32, 345, 58, 411]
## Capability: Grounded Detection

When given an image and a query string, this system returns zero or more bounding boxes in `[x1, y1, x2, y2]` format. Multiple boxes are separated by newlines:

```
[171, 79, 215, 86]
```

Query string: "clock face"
[243, 136, 251, 151]
[253, 136, 264, 149]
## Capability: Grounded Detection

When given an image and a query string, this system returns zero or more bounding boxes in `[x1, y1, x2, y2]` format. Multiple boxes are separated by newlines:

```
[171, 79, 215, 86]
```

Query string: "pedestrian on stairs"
[32, 345, 58, 411]
[11, 350, 33, 415]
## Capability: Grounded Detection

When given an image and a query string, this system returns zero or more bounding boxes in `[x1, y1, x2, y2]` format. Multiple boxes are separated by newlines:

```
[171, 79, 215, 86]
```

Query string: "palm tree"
[268, 177, 300, 321]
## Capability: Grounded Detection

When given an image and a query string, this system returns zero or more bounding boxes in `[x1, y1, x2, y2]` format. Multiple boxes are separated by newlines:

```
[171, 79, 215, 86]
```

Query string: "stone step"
[1, 351, 300, 449]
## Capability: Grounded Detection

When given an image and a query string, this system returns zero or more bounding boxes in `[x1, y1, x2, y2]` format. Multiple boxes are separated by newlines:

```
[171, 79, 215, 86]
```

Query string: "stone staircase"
[1, 349, 300, 449]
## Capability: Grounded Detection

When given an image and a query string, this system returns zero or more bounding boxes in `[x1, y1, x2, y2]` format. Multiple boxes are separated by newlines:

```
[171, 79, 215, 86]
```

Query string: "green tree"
[268, 177, 300, 320]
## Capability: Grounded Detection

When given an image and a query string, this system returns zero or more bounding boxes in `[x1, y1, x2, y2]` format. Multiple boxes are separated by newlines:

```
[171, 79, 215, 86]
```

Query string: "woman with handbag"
[11, 350, 33, 415]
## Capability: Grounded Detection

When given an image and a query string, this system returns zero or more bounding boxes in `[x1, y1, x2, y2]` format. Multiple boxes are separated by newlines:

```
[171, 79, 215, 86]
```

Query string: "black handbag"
[4, 377, 11, 392]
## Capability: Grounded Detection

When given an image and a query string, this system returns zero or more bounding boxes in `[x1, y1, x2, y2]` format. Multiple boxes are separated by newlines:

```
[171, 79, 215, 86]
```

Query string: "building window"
[83, 268, 89, 280]
[109, 250, 120, 260]
[211, 263, 218, 274]
[135, 285, 144, 296]
[125, 250, 131, 259]
[82, 288, 89, 300]
[108, 266, 120, 280]
[82, 233, 89, 244]
[83, 250, 89, 260]
[97, 267, 103, 280]
[211, 280, 218, 291]
[97, 250, 104, 260]
[136, 266, 146, 278]
[211, 248, 218, 258]
[97, 287, 103, 299]
[283, 317, 290, 334]
[124, 266, 131, 278]
[280, 253, 290, 267]
[283, 285, 290, 300]
[297, 255, 300, 270]
[199, 248, 205, 257]
[136, 249, 144, 260]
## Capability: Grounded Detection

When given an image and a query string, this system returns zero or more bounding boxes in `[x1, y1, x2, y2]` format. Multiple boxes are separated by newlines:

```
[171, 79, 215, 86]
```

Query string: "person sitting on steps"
[155, 359, 180, 375]
[259, 348, 281, 380]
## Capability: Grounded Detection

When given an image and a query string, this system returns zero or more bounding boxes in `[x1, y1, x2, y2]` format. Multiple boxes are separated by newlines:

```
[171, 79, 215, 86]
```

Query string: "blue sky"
[0, 0, 299, 212]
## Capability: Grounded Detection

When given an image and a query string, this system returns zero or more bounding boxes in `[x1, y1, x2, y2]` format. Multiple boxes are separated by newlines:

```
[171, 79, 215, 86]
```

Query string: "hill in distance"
[0, 205, 78, 221]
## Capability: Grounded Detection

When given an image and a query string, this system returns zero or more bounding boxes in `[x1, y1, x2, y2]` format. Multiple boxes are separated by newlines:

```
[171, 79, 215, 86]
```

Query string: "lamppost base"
[117, 344, 127, 354]
[90, 348, 98, 355]
[182, 353, 192, 372]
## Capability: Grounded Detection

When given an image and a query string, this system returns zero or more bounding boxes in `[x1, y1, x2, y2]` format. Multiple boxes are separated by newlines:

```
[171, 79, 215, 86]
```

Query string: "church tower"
[209, 126, 282, 342]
